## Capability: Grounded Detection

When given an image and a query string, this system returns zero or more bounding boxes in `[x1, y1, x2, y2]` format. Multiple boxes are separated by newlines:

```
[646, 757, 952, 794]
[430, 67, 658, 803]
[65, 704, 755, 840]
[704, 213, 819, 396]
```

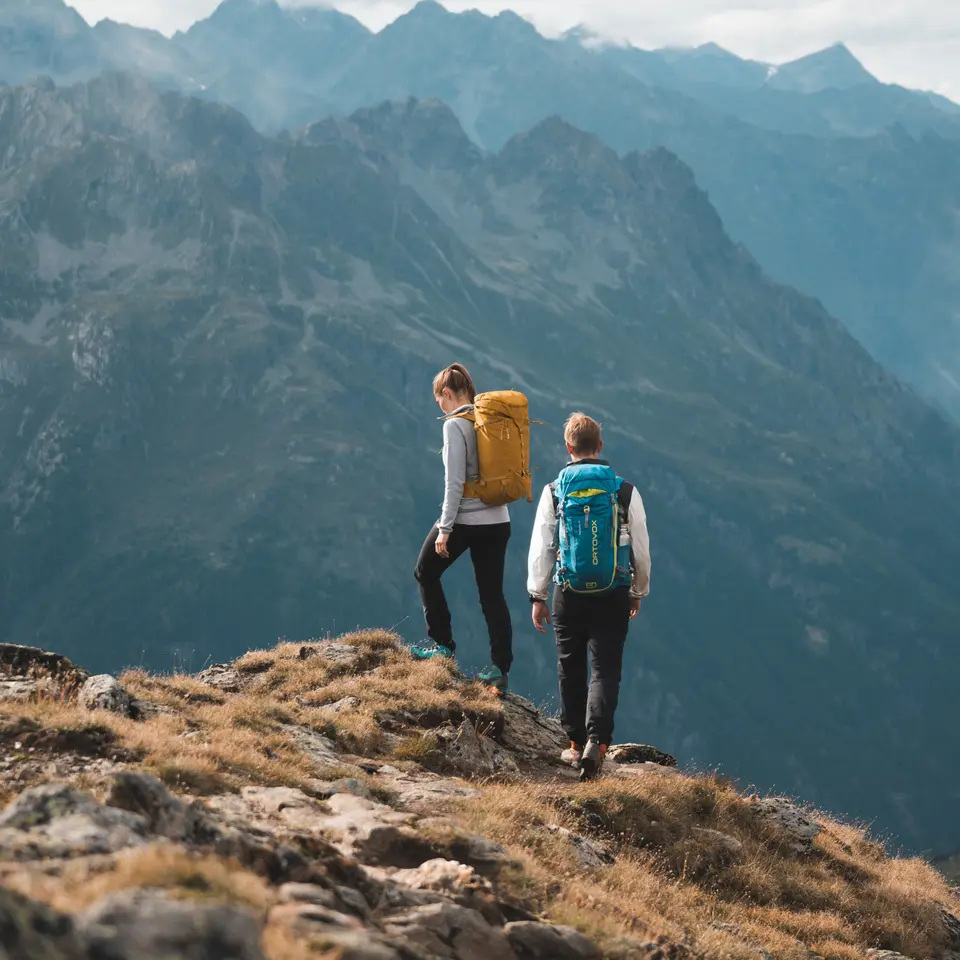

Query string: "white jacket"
[526, 466, 651, 601]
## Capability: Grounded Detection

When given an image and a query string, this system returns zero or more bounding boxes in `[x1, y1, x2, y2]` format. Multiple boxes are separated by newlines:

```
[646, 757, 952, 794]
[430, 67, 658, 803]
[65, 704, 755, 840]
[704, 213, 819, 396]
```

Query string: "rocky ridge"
[1, 634, 959, 960]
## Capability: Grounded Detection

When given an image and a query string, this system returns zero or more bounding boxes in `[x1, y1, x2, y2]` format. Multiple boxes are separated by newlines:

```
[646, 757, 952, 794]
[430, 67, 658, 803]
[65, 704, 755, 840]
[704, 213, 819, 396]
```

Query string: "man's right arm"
[527, 484, 556, 601]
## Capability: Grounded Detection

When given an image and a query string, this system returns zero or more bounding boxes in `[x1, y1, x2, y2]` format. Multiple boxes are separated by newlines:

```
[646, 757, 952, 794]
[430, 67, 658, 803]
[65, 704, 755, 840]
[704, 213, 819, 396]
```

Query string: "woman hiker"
[410, 363, 513, 694]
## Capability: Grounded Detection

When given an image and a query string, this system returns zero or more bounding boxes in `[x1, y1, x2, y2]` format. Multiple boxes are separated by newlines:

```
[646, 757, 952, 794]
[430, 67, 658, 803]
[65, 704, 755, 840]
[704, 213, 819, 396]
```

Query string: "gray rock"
[79, 674, 133, 715]
[392, 858, 493, 895]
[546, 825, 615, 870]
[607, 744, 677, 768]
[0, 782, 147, 860]
[692, 827, 744, 857]
[505, 921, 601, 960]
[0, 644, 89, 692]
[865, 953, 909, 959]
[321, 793, 436, 868]
[325, 696, 362, 713]
[79, 889, 266, 959]
[278, 881, 371, 921]
[196, 663, 244, 693]
[268, 901, 365, 933]
[0, 678, 51, 703]
[498, 696, 567, 763]
[384, 901, 515, 960]
[417, 818, 510, 874]
[287, 724, 341, 769]
[105, 771, 220, 845]
[379, 770, 482, 808]
[943, 907, 960, 947]
[436, 718, 520, 777]
[752, 797, 822, 853]
[0, 884, 83, 959]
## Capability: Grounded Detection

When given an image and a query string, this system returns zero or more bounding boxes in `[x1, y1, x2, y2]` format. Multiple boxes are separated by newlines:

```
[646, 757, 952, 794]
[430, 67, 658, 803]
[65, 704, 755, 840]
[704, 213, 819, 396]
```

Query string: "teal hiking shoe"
[479, 665, 508, 696]
[410, 642, 454, 662]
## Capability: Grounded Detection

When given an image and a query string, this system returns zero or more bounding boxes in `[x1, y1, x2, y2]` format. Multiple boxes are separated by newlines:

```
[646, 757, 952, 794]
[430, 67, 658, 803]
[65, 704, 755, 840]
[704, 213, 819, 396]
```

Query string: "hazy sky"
[71, 0, 960, 101]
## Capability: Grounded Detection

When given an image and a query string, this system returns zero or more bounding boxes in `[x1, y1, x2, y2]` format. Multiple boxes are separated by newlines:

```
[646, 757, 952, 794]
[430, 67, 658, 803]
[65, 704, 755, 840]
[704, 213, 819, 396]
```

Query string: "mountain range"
[1, 72, 960, 860]
[1, 0, 960, 423]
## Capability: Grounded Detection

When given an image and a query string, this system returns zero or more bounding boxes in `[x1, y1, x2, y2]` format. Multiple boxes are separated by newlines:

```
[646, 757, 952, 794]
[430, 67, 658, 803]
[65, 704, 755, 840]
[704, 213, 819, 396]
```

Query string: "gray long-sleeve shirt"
[438, 406, 510, 534]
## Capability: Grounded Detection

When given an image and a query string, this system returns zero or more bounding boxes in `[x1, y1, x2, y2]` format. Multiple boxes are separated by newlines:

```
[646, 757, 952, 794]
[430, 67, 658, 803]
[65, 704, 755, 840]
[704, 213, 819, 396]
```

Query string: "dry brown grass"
[3, 630, 957, 960]
[4, 844, 271, 915]
[0, 630, 500, 799]
[456, 774, 959, 960]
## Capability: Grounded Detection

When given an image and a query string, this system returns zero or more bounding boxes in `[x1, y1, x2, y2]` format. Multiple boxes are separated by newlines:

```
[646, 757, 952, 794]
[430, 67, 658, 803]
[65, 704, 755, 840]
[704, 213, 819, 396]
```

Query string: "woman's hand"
[435, 532, 451, 558]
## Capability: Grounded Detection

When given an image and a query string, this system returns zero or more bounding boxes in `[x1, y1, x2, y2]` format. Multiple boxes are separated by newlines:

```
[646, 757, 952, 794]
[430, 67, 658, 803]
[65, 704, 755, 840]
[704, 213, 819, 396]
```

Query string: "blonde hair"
[433, 363, 477, 402]
[564, 412, 603, 456]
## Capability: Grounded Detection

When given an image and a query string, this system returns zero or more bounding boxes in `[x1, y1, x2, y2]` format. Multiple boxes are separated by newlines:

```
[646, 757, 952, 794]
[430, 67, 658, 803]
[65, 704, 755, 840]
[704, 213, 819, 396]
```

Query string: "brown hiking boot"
[579, 740, 608, 782]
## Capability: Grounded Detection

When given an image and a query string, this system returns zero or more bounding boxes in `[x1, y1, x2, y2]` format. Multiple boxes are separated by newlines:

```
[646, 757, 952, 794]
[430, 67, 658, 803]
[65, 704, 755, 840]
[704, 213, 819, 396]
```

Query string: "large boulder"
[752, 797, 822, 853]
[0, 885, 84, 959]
[0, 644, 88, 695]
[78, 890, 267, 960]
[0, 782, 147, 861]
[79, 675, 133, 716]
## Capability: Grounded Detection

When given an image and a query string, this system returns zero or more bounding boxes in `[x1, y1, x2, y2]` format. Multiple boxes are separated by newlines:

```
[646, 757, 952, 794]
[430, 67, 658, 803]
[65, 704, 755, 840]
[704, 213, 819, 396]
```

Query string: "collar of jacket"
[564, 458, 610, 468]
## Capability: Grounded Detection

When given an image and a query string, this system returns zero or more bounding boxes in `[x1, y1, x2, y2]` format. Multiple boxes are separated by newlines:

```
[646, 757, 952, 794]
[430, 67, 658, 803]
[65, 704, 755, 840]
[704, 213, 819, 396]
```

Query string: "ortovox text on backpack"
[552, 462, 633, 594]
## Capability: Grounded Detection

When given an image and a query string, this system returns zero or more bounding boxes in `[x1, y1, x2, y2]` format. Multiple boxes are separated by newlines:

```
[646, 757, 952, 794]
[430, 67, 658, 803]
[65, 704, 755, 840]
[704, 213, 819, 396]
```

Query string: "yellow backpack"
[455, 391, 533, 506]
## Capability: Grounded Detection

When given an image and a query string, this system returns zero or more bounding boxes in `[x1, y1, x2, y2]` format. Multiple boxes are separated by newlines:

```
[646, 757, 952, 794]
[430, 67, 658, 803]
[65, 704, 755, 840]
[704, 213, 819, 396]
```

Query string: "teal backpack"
[551, 462, 633, 594]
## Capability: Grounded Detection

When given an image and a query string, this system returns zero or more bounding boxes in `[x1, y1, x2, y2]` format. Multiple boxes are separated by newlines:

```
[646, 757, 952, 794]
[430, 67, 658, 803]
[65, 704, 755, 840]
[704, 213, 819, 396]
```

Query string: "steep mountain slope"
[2, 76, 960, 855]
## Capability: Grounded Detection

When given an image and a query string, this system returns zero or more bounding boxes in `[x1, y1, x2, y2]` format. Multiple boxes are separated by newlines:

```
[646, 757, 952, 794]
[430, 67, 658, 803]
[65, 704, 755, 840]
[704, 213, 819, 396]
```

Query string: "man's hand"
[629, 596, 641, 619]
[435, 532, 450, 558]
[532, 600, 551, 634]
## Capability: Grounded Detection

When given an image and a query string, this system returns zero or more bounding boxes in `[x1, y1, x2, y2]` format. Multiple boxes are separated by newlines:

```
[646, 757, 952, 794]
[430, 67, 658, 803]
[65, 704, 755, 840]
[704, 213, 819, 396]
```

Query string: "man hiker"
[527, 412, 651, 781]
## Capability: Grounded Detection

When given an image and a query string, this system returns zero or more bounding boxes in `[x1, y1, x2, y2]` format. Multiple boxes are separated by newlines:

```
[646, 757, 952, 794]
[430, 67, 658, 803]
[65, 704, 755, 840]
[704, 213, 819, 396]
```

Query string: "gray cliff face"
[1, 79, 960, 856]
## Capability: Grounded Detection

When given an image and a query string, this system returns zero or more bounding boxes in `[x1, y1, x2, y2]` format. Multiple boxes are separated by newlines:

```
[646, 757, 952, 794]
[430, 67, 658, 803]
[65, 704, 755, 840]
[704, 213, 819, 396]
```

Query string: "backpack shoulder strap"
[616, 480, 633, 519]
[549, 481, 558, 515]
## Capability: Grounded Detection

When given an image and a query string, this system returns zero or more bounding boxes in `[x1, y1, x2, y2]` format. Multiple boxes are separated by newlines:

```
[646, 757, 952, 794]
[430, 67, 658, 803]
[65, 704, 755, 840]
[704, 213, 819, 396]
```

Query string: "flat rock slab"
[207, 786, 330, 835]
[378, 769, 482, 809]
[607, 744, 677, 767]
[286, 724, 342, 769]
[0, 783, 147, 861]
[506, 921, 601, 960]
[384, 901, 516, 960]
[79, 890, 266, 960]
[0, 678, 54, 703]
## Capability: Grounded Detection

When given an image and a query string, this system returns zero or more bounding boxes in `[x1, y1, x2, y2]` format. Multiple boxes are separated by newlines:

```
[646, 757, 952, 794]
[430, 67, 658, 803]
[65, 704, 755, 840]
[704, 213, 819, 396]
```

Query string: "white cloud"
[70, 0, 960, 99]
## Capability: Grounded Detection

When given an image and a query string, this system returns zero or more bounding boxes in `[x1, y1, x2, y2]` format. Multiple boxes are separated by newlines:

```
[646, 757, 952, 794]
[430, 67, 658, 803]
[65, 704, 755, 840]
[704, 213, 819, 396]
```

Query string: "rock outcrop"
[0, 633, 956, 960]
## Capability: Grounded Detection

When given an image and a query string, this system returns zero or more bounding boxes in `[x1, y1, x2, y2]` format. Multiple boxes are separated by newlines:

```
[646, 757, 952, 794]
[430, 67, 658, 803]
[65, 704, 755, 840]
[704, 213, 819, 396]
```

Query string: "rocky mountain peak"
[768, 42, 878, 93]
[345, 97, 482, 171]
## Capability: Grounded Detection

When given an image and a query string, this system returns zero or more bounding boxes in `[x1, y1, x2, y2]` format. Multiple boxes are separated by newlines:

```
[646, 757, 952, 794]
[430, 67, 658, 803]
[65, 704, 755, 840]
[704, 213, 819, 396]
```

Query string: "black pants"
[414, 523, 513, 673]
[553, 586, 631, 747]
